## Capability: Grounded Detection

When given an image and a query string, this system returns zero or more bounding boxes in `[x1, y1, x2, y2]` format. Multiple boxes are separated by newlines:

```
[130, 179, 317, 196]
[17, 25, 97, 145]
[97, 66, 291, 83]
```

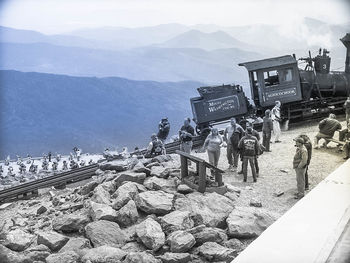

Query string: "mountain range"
[0, 70, 203, 158]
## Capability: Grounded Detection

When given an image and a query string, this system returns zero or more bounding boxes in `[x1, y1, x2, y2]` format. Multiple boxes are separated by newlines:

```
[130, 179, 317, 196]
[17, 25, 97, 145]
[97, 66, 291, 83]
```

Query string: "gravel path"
[193, 119, 346, 216]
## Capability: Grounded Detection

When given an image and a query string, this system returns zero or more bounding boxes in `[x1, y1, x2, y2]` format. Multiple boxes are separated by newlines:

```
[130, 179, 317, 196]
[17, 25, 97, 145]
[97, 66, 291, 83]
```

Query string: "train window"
[278, 68, 293, 83]
[264, 70, 279, 87]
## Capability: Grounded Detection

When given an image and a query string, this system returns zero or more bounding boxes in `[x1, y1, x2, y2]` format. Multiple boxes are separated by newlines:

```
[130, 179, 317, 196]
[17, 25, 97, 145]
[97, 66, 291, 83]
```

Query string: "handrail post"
[180, 155, 188, 180]
[198, 161, 206, 193]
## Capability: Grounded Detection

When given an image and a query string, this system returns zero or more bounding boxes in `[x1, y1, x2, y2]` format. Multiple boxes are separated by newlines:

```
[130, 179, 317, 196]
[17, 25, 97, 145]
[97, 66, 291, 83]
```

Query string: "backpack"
[230, 130, 242, 147]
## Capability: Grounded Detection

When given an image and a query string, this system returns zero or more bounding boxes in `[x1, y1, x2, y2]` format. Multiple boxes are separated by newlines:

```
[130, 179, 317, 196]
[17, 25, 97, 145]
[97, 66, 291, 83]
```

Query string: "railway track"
[0, 164, 98, 204]
[0, 136, 205, 204]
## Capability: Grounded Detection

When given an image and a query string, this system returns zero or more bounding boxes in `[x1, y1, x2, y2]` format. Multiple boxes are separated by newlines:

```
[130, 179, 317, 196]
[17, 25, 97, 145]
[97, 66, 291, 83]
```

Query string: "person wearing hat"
[293, 137, 308, 199]
[146, 134, 165, 158]
[297, 133, 312, 190]
[238, 127, 259, 182]
[157, 117, 170, 142]
[314, 113, 342, 149]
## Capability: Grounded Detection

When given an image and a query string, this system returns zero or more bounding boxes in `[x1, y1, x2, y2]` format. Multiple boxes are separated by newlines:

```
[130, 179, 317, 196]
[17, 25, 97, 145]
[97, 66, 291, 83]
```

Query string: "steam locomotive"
[191, 33, 350, 135]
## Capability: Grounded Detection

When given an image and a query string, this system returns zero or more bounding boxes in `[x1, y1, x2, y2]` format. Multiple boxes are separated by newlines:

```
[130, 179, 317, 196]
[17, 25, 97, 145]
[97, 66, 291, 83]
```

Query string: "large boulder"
[133, 162, 151, 176]
[59, 237, 92, 254]
[158, 252, 192, 263]
[79, 180, 99, 195]
[115, 200, 139, 227]
[85, 220, 126, 248]
[121, 242, 147, 253]
[226, 207, 278, 238]
[223, 238, 244, 252]
[192, 227, 228, 245]
[37, 231, 69, 252]
[113, 171, 146, 188]
[167, 231, 195, 253]
[46, 251, 80, 263]
[174, 192, 234, 228]
[81, 245, 126, 263]
[99, 160, 128, 172]
[52, 213, 90, 232]
[160, 210, 194, 235]
[3, 229, 35, 251]
[124, 252, 161, 263]
[89, 201, 118, 222]
[197, 242, 236, 262]
[152, 155, 172, 163]
[144, 177, 176, 193]
[135, 190, 174, 215]
[91, 185, 111, 205]
[0, 244, 28, 263]
[111, 182, 140, 210]
[135, 218, 165, 251]
[177, 184, 194, 194]
[24, 245, 51, 262]
[150, 166, 171, 178]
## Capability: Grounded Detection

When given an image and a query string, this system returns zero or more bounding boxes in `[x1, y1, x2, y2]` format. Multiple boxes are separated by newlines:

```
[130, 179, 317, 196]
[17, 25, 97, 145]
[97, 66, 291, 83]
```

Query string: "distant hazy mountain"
[155, 30, 256, 51]
[69, 24, 190, 49]
[0, 42, 258, 84]
[0, 70, 204, 158]
[0, 26, 98, 49]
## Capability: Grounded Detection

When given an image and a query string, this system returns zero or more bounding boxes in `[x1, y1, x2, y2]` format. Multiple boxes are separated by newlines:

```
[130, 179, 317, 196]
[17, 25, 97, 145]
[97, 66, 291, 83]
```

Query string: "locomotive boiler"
[191, 33, 350, 134]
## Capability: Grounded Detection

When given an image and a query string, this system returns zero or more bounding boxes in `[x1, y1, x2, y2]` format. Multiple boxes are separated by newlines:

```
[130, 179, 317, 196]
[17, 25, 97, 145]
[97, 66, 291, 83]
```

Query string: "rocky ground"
[0, 119, 347, 263]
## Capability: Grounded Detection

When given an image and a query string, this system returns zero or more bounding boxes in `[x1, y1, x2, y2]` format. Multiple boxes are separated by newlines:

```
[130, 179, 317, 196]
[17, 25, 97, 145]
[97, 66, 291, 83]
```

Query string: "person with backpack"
[203, 128, 223, 168]
[238, 127, 259, 182]
[179, 118, 195, 155]
[224, 118, 244, 171]
[145, 134, 165, 158]
[157, 117, 170, 142]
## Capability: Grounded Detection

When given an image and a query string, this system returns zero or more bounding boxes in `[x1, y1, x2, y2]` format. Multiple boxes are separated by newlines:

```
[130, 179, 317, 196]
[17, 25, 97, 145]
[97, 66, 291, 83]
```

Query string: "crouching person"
[238, 127, 259, 183]
[293, 137, 308, 199]
[145, 134, 166, 158]
[314, 113, 342, 149]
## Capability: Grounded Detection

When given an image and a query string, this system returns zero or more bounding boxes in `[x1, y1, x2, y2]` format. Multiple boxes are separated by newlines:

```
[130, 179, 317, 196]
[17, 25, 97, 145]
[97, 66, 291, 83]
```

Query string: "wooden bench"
[175, 150, 225, 193]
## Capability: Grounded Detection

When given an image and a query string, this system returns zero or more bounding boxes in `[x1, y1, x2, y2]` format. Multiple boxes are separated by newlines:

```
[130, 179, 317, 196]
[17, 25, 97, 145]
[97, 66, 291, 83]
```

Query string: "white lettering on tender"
[207, 96, 239, 113]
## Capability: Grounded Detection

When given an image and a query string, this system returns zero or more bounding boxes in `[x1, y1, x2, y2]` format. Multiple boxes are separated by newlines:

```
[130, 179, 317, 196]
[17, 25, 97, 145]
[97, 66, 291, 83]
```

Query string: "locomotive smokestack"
[340, 33, 350, 73]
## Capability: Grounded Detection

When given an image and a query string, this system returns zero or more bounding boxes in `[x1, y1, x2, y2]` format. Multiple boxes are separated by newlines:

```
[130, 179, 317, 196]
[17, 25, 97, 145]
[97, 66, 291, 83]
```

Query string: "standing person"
[203, 128, 223, 168]
[247, 122, 261, 176]
[298, 134, 312, 190]
[48, 152, 52, 162]
[293, 137, 308, 199]
[157, 117, 170, 142]
[238, 127, 259, 183]
[224, 118, 244, 170]
[271, 100, 282, 143]
[344, 96, 350, 126]
[179, 118, 195, 155]
[314, 113, 342, 149]
[262, 109, 273, 152]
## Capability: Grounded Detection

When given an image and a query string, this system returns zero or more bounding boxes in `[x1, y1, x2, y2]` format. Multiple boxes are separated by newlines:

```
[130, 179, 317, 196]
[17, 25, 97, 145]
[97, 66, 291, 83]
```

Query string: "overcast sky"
[0, 0, 349, 34]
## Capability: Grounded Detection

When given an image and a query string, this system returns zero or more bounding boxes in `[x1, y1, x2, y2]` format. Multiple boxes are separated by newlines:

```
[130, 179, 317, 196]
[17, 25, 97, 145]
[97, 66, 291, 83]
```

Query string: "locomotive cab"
[239, 55, 303, 110]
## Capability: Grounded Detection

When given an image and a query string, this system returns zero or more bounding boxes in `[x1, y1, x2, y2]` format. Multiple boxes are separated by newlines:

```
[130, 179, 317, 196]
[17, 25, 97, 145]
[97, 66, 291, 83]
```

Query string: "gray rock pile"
[0, 154, 279, 262]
